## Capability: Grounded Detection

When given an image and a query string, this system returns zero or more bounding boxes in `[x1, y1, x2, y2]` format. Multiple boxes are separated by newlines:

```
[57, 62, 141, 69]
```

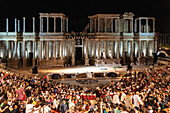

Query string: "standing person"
[25, 86, 32, 100]
[133, 92, 143, 111]
[16, 85, 24, 103]
[26, 100, 34, 113]
[125, 92, 133, 111]
[113, 92, 120, 105]
[60, 100, 68, 113]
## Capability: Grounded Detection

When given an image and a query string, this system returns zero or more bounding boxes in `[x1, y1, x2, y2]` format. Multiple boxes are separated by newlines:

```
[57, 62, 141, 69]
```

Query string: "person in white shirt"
[113, 91, 121, 104]
[26, 100, 34, 113]
[121, 91, 126, 103]
[69, 100, 75, 110]
[133, 92, 143, 111]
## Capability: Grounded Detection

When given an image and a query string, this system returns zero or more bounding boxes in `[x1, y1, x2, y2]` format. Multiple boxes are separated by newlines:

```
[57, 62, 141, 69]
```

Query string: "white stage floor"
[39, 66, 127, 74]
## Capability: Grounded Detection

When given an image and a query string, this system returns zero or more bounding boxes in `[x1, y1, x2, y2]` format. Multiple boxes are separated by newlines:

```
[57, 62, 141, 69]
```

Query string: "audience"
[0, 65, 169, 113]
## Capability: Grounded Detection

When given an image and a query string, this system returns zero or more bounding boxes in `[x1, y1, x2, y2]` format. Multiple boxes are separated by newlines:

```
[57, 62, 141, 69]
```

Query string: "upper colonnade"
[0, 12, 155, 37]
[0, 13, 69, 36]
[88, 12, 155, 36]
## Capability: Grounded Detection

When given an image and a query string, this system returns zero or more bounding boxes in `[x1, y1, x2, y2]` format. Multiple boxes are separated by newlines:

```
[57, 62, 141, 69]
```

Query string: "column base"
[72, 57, 75, 66]
[85, 58, 89, 66]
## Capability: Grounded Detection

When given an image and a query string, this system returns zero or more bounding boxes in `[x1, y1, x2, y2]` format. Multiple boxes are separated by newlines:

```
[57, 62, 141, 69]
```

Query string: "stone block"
[22, 58, 27, 67]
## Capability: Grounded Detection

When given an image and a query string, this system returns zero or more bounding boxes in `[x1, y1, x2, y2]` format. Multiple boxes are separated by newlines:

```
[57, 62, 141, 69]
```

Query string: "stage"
[39, 65, 127, 75]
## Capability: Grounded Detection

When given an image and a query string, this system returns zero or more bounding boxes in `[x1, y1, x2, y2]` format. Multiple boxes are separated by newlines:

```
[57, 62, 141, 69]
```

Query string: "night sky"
[0, 0, 170, 33]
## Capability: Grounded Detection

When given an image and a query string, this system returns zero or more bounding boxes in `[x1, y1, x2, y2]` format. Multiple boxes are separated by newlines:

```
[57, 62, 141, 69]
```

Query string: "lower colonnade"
[0, 36, 157, 68]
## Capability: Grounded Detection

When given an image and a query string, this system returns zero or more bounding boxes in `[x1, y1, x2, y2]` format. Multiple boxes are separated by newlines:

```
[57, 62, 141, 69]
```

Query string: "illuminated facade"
[0, 12, 157, 68]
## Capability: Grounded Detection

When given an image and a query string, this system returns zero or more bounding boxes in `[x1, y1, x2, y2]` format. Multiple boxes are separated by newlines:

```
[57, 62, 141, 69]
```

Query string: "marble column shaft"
[14, 41, 18, 59]
[117, 41, 120, 58]
[6, 18, 8, 32]
[138, 41, 141, 58]
[46, 41, 49, 60]
[104, 41, 107, 59]
[54, 17, 56, 32]
[54, 41, 56, 59]
[98, 40, 100, 59]
[86, 39, 88, 58]
[40, 41, 42, 60]
[111, 40, 113, 58]
[60, 41, 63, 60]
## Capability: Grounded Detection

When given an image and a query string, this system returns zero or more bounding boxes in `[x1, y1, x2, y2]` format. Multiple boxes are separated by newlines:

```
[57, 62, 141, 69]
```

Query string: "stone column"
[54, 17, 56, 32]
[138, 40, 141, 65]
[104, 18, 107, 32]
[122, 40, 126, 64]
[115, 19, 118, 33]
[90, 19, 92, 33]
[47, 17, 49, 32]
[146, 18, 148, 33]
[23, 41, 26, 58]
[18, 20, 20, 32]
[104, 41, 107, 59]
[98, 40, 100, 59]
[117, 41, 120, 58]
[60, 40, 63, 60]
[90, 40, 93, 56]
[54, 41, 56, 59]
[61, 17, 63, 33]
[145, 41, 148, 57]
[155, 39, 157, 53]
[46, 41, 49, 60]
[117, 19, 120, 33]
[14, 41, 18, 59]
[153, 19, 155, 32]
[6, 18, 8, 32]
[23, 17, 26, 33]
[50, 41, 53, 59]
[32, 41, 36, 66]
[22, 41, 27, 67]
[17, 42, 20, 59]
[135, 19, 137, 32]
[72, 39, 75, 65]
[123, 19, 125, 32]
[15, 18, 17, 33]
[66, 19, 68, 32]
[152, 40, 155, 53]
[85, 38, 89, 65]
[33, 17, 35, 33]
[6, 41, 9, 58]
[98, 18, 100, 32]
[110, 18, 113, 33]
[93, 41, 96, 58]
[85, 39, 88, 59]
[139, 18, 141, 33]
[40, 17, 43, 33]
[131, 19, 133, 33]
[42, 41, 44, 59]
[111, 40, 113, 59]
[33, 41, 35, 59]
[39, 41, 42, 60]
[57, 41, 60, 58]
[131, 40, 134, 62]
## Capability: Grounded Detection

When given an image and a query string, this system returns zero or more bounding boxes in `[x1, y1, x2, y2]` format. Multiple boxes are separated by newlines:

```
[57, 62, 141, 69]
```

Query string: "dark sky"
[0, 0, 170, 33]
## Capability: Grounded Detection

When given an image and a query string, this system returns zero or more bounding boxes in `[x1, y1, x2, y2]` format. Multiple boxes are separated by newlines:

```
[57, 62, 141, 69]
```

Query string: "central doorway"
[75, 47, 83, 65]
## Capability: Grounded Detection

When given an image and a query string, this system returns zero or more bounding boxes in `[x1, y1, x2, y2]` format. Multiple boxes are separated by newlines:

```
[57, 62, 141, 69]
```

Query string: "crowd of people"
[0, 65, 169, 113]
